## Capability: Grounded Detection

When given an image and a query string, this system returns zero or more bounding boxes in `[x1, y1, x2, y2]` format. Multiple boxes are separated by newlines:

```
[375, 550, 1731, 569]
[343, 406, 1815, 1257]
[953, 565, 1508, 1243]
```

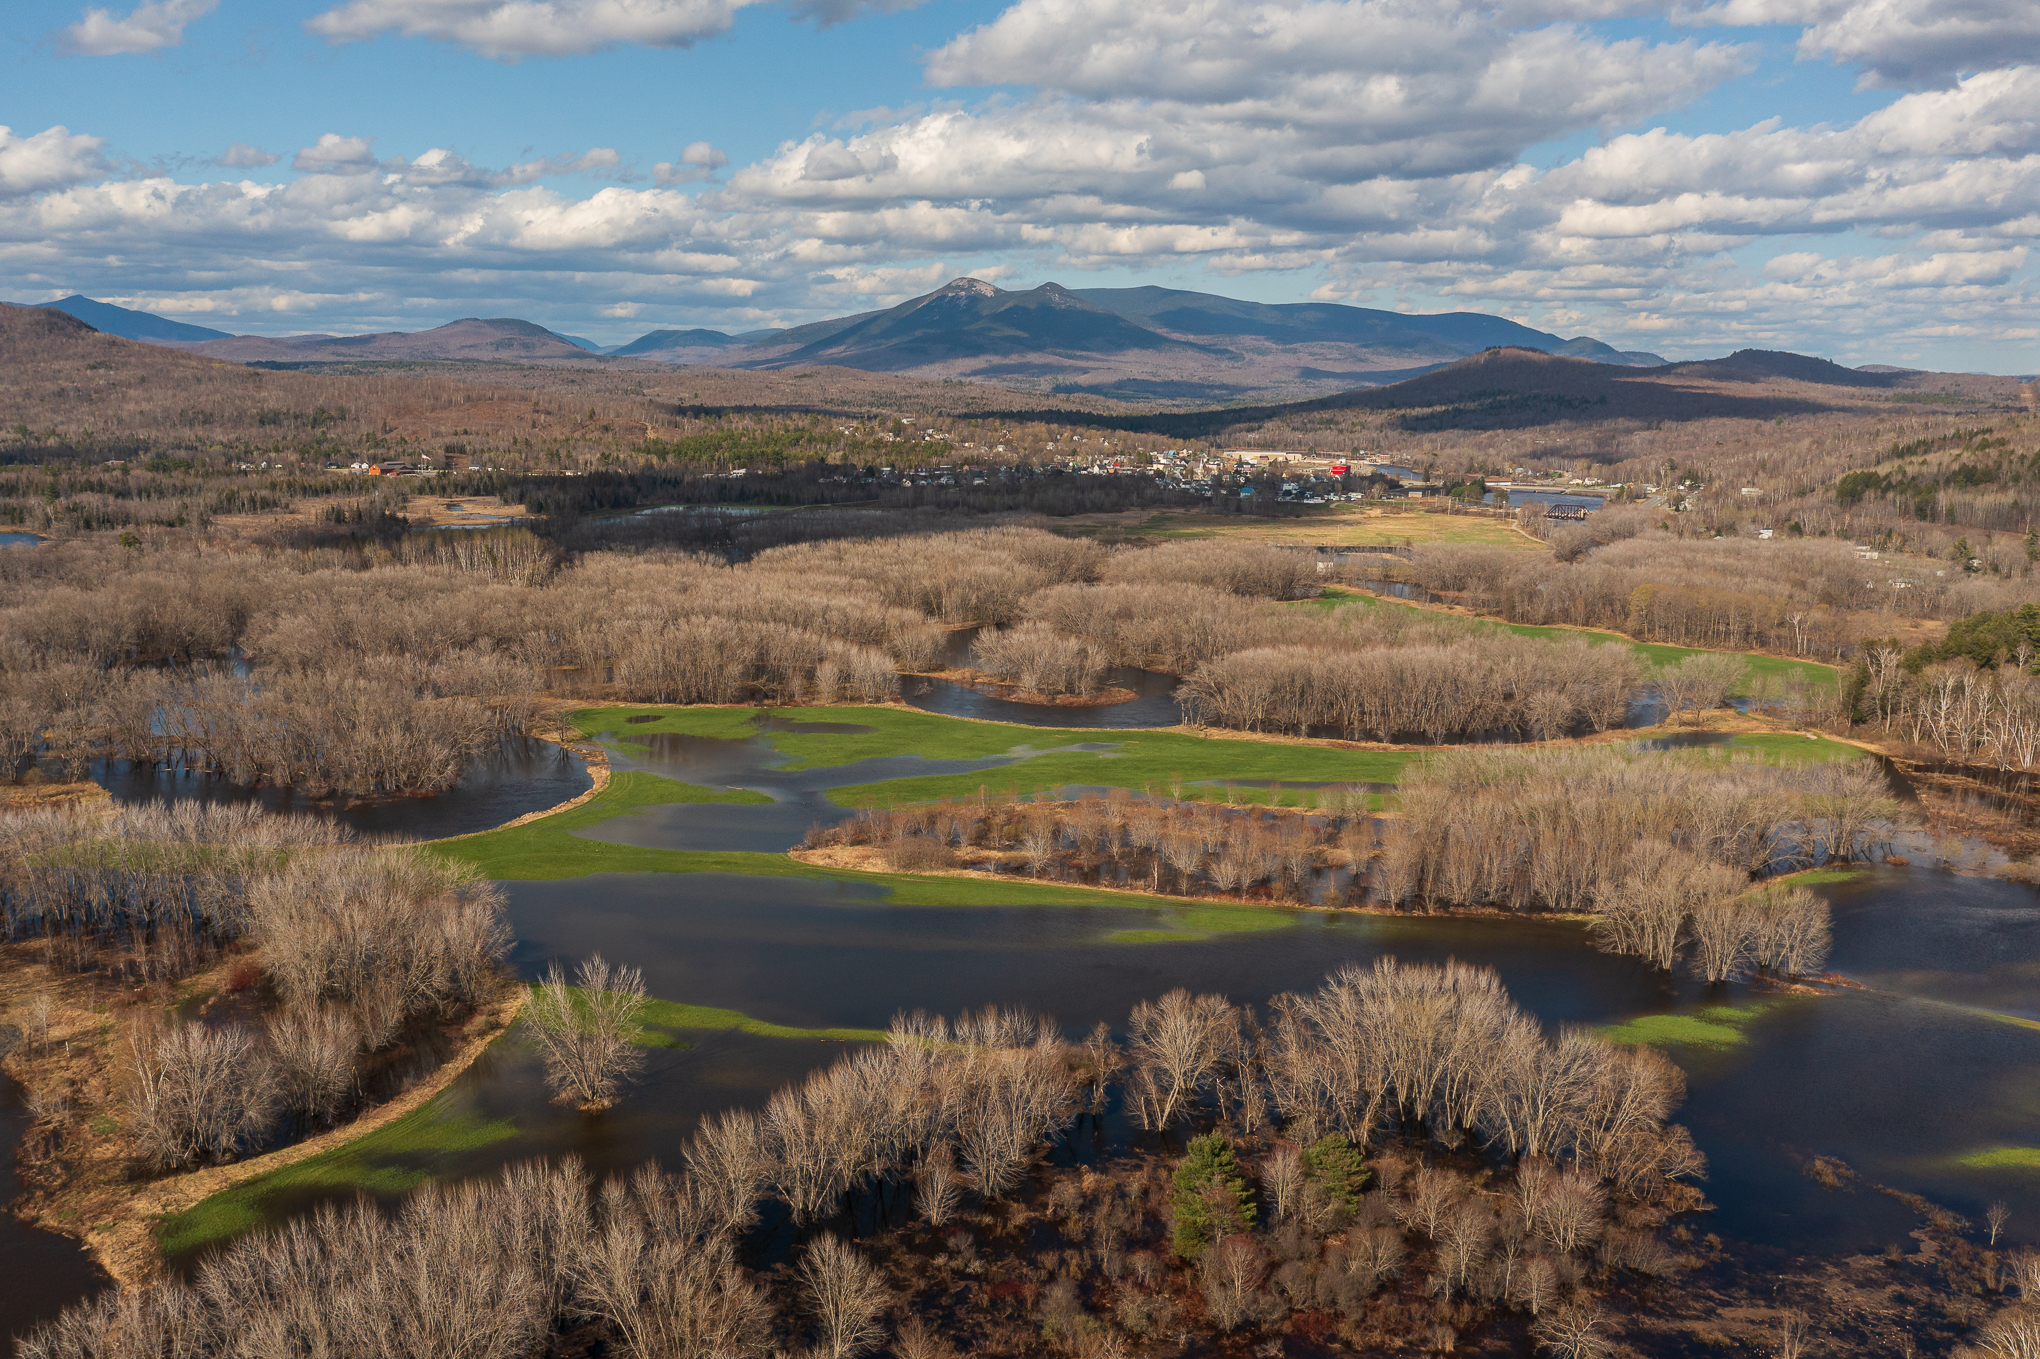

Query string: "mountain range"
[11, 280, 1670, 402]
[607, 279, 1671, 402]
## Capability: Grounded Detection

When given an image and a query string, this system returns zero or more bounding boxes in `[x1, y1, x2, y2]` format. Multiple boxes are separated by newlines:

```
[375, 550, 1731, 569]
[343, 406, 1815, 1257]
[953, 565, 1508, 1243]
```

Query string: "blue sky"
[3, 0, 2036, 370]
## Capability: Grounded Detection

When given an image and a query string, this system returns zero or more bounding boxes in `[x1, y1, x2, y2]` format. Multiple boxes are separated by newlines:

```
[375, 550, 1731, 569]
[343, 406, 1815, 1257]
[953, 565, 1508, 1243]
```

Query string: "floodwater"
[41, 723, 2040, 1296]
[580, 729, 1122, 853]
[904, 667, 1185, 729]
[0, 1073, 111, 1345]
[166, 858, 2040, 1267]
[89, 735, 591, 840]
[536, 731, 2040, 1259]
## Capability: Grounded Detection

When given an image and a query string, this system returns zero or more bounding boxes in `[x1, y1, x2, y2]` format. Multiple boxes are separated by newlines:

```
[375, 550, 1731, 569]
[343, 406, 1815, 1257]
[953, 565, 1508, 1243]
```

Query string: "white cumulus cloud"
[0, 125, 111, 198]
[56, 0, 217, 55]
[654, 142, 731, 184]
[304, 0, 765, 59]
[1681, 0, 2040, 87]
[4, 1, 2039, 367]
[293, 134, 381, 175]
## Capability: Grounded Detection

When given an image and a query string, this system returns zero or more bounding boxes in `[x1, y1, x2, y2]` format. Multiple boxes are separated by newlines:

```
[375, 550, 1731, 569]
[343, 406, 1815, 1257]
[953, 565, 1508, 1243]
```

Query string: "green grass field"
[573, 705, 1416, 808]
[1311, 590, 1838, 693]
[1709, 733, 1869, 765]
[1955, 1146, 2040, 1171]
[1600, 1001, 1782, 1050]
[155, 1095, 521, 1260]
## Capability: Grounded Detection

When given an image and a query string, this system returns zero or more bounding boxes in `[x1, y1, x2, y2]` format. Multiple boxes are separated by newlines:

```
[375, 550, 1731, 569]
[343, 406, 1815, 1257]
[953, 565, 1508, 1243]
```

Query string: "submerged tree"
[798, 1235, 889, 1359]
[526, 953, 649, 1110]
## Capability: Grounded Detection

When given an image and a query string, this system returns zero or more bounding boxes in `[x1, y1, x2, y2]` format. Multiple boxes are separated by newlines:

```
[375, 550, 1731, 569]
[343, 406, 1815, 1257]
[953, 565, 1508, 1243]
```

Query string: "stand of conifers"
[25, 960, 1749, 1359]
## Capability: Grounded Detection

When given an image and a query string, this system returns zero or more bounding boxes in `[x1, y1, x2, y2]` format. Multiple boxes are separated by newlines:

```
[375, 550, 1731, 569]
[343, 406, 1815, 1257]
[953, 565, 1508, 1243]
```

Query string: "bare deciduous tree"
[799, 1235, 889, 1359]
[1532, 1300, 1616, 1359]
[124, 1019, 278, 1169]
[526, 954, 649, 1111]
[267, 1006, 359, 1126]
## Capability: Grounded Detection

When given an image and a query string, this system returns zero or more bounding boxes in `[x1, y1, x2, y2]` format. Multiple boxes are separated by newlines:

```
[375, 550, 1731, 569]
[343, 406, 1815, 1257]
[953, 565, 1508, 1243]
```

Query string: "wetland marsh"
[149, 705, 2040, 1284]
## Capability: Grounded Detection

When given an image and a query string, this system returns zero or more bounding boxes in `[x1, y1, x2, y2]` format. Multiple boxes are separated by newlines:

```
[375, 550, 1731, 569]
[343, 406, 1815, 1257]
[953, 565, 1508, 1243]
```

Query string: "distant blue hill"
[1071, 285, 1667, 367]
[22, 295, 233, 343]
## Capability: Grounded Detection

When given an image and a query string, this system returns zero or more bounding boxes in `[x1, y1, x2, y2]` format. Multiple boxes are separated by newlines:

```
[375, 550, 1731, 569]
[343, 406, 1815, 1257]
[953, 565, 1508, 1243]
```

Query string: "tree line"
[0, 528, 1840, 800]
[1860, 649, 2040, 772]
[1379, 747, 1897, 979]
[1405, 532, 2036, 661]
[809, 743, 1886, 985]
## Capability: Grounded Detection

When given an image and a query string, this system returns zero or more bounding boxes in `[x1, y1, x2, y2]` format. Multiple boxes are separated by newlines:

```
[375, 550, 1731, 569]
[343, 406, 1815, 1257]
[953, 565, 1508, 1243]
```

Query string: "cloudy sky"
[3, 0, 2036, 368]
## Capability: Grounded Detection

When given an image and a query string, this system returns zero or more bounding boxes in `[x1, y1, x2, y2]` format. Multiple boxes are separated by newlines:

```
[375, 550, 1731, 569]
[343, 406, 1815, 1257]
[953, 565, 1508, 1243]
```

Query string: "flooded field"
[23, 706, 2040, 1329]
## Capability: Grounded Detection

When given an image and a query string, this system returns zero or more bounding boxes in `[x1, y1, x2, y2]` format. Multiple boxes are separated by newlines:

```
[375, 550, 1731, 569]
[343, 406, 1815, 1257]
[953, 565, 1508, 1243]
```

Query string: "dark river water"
[24, 722, 2040, 1312]
[904, 667, 1188, 729]
[0, 1074, 111, 1344]
[89, 735, 591, 839]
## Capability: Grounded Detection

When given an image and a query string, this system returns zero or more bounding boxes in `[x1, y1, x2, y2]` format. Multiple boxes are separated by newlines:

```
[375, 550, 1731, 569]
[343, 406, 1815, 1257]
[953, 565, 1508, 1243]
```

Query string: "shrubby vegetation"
[812, 745, 1886, 983]
[22, 964, 1708, 1357]
[1381, 746, 1890, 977]
[1412, 526, 2033, 654]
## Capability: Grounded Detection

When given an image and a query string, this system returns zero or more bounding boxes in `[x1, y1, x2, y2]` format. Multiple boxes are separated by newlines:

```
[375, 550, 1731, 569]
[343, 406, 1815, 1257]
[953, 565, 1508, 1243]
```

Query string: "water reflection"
[1686, 990, 2040, 1253]
[213, 861, 2040, 1263]
[1821, 865, 2040, 1020]
[90, 736, 592, 839]
[585, 730, 1122, 853]
[0, 1073, 111, 1344]
[904, 668, 1185, 729]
